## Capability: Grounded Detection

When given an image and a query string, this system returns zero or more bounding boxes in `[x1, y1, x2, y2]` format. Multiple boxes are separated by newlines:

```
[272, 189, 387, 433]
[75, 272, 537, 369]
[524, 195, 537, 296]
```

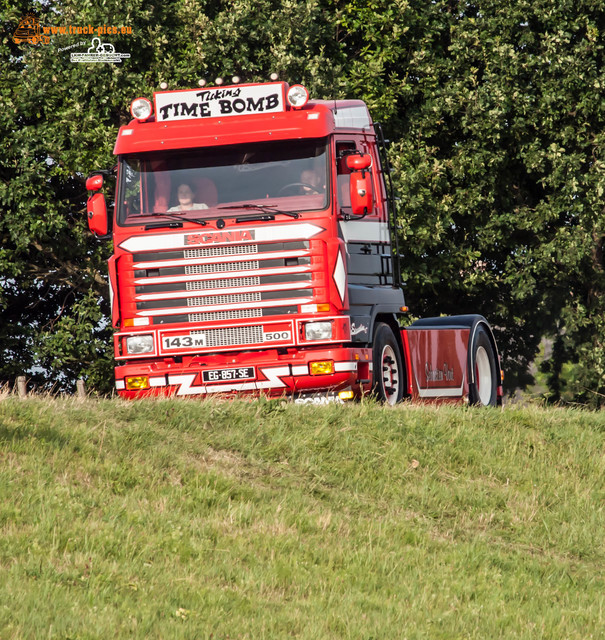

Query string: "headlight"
[287, 84, 309, 108]
[126, 334, 154, 354]
[304, 321, 332, 341]
[130, 97, 153, 120]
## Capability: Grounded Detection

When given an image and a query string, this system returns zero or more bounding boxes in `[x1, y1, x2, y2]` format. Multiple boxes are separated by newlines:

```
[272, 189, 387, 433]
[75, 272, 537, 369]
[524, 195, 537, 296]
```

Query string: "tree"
[335, 0, 605, 401]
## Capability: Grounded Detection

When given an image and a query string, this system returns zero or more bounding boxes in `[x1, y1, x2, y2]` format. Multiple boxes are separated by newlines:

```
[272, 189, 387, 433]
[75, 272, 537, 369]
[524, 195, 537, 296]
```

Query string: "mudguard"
[404, 315, 501, 404]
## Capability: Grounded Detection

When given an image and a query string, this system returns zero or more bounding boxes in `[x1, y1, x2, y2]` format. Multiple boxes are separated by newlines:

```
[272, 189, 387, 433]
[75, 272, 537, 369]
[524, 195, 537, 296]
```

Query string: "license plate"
[202, 367, 255, 383]
[162, 334, 206, 350]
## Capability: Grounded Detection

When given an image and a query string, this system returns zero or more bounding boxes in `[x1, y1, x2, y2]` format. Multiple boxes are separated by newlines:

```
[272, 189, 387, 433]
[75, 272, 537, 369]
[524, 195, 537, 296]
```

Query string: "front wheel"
[469, 326, 498, 406]
[372, 323, 404, 405]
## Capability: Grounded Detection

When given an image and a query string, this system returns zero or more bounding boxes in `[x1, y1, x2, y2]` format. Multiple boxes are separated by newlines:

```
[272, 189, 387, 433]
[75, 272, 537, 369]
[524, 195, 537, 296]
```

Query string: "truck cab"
[87, 81, 501, 405]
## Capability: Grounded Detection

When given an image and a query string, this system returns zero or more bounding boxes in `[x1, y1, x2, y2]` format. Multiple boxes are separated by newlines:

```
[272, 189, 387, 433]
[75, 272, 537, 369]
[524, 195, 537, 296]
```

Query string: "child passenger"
[168, 184, 209, 211]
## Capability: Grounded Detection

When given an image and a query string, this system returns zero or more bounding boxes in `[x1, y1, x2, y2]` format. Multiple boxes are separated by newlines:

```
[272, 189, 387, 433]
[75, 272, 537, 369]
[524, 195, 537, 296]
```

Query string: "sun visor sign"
[154, 82, 286, 122]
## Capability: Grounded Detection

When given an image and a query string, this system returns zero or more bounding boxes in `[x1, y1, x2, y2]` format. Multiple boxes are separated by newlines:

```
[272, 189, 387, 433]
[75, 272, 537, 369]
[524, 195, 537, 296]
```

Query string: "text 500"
[263, 331, 291, 342]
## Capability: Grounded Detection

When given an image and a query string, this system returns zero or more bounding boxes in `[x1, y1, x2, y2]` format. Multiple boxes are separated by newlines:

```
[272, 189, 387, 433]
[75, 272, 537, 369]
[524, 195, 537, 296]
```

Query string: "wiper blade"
[235, 214, 275, 224]
[145, 221, 183, 231]
[147, 212, 207, 226]
[218, 204, 299, 219]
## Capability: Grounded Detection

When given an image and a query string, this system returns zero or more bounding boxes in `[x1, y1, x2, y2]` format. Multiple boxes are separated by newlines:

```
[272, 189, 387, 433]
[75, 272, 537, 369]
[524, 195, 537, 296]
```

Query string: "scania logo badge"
[184, 229, 255, 246]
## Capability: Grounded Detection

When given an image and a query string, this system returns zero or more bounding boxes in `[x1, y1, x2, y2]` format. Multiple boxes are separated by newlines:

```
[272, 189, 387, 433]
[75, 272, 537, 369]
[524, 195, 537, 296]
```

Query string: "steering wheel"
[278, 182, 321, 196]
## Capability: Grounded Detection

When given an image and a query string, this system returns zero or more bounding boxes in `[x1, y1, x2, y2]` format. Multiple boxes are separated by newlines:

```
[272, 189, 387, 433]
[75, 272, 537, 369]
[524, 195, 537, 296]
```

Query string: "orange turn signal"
[123, 317, 150, 327]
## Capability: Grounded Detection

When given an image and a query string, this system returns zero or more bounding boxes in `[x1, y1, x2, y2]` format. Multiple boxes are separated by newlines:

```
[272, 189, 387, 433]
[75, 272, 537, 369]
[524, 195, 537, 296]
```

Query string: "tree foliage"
[2, 0, 605, 401]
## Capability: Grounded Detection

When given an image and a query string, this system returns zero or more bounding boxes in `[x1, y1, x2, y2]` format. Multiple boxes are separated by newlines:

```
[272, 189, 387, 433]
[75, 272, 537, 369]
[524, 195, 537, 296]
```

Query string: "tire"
[468, 326, 497, 407]
[372, 323, 404, 405]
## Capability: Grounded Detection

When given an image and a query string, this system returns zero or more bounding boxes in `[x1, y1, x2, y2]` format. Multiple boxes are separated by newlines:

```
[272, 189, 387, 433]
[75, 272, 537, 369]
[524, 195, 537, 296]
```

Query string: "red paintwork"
[86, 174, 104, 191]
[86, 193, 109, 237]
[405, 328, 471, 401]
[349, 170, 374, 215]
[116, 345, 372, 399]
[114, 108, 336, 155]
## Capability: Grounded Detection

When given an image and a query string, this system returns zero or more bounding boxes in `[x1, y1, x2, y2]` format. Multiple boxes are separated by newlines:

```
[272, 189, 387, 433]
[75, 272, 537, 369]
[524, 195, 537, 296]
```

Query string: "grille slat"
[191, 325, 263, 348]
[185, 260, 260, 274]
[184, 245, 258, 259]
[188, 309, 263, 323]
[185, 276, 261, 291]
[187, 292, 261, 307]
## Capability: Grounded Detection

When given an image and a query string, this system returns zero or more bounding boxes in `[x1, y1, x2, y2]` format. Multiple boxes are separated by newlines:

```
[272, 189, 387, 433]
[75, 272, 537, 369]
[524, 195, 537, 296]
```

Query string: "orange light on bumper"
[125, 376, 150, 390]
[309, 361, 335, 376]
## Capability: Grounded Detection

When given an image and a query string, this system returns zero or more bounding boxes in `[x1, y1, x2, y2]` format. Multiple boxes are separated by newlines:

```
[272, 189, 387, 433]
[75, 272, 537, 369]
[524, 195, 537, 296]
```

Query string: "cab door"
[334, 138, 392, 288]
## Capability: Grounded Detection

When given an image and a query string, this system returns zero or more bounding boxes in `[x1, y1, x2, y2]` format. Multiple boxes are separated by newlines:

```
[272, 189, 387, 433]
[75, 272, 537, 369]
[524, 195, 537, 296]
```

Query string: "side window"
[335, 141, 356, 214]
[122, 160, 142, 216]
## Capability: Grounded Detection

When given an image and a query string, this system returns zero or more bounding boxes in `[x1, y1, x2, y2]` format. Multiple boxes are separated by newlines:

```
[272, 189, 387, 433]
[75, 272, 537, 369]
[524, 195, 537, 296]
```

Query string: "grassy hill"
[0, 396, 603, 639]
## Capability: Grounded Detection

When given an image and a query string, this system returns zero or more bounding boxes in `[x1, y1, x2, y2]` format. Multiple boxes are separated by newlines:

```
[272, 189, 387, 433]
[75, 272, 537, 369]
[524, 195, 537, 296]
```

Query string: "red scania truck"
[86, 80, 502, 405]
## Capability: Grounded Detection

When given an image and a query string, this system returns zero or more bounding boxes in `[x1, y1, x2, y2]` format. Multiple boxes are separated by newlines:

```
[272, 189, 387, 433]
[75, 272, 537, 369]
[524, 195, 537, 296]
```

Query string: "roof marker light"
[130, 97, 153, 121]
[287, 84, 309, 108]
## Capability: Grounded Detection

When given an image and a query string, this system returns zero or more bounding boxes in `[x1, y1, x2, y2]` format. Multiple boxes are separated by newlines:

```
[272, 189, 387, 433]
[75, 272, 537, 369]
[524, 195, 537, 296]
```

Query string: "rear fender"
[404, 314, 501, 403]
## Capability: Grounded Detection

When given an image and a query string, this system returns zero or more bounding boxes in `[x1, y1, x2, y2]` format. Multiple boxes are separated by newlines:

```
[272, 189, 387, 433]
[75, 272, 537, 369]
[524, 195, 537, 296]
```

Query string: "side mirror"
[348, 154, 374, 216]
[86, 174, 104, 191]
[87, 192, 110, 237]
[345, 154, 372, 171]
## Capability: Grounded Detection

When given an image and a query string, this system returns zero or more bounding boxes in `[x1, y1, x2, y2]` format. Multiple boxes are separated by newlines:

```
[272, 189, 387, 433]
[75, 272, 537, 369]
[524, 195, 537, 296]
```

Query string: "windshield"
[117, 139, 329, 225]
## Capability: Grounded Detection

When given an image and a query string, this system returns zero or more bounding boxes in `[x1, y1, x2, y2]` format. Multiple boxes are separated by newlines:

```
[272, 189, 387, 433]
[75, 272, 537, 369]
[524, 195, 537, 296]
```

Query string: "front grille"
[187, 292, 262, 307]
[184, 244, 259, 259]
[188, 308, 263, 323]
[128, 238, 314, 331]
[186, 276, 260, 291]
[192, 325, 263, 348]
[185, 260, 259, 275]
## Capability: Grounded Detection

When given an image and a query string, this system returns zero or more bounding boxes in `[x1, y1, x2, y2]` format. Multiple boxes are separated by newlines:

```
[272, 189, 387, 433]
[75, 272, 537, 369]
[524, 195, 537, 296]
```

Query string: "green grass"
[0, 396, 604, 639]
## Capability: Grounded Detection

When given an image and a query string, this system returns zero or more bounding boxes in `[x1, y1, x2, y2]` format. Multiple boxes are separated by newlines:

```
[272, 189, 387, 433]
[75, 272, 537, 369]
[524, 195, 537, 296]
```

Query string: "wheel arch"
[467, 318, 500, 386]
[371, 310, 409, 396]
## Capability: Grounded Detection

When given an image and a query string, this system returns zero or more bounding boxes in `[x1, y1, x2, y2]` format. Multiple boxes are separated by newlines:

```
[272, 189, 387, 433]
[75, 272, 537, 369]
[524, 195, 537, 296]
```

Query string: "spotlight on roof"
[231, 75, 241, 84]
[198, 78, 207, 87]
[130, 97, 153, 121]
[270, 72, 279, 81]
[215, 77, 224, 85]
[159, 82, 168, 90]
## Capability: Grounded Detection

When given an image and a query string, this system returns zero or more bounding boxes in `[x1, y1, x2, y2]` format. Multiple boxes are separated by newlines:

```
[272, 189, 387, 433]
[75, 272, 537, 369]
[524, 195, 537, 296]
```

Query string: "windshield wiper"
[218, 204, 299, 221]
[146, 212, 208, 226]
[145, 221, 183, 230]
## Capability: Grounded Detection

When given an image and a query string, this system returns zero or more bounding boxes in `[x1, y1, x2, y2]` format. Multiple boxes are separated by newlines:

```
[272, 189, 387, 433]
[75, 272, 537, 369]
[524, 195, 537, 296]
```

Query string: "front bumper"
[115, 345, 372, 399]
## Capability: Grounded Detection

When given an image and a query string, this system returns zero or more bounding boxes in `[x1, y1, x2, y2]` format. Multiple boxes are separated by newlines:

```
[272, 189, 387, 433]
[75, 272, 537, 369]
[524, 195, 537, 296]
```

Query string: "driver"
[168, 183, 209, 211]
[300, 168, 324, 194]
